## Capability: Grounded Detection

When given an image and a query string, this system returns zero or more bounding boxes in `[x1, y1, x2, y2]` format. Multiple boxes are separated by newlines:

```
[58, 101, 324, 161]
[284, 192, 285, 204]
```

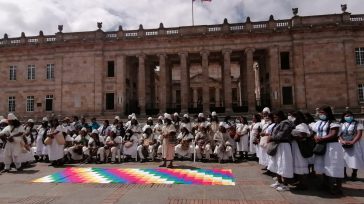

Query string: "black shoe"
[159, 163, 167, 167]
[1, 169, 10, 174]
[16, 167, 23, 172]
[351, 173, 358, 181]
[167, 164, 174, 168]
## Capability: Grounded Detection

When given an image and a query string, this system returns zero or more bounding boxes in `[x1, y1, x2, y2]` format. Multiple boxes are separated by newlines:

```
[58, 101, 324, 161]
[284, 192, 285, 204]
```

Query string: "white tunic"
[258, 123, 276, 167]
[0, 125, 25, 164]
[236, 123, 249, 152]
[47, 126, 65, 161]
[249, 122, 261, 154]
[340, 121, 364, 170]
[313, 121, 344, 178]
[35, 127, 48, 155]
[292, 123, 311, 175]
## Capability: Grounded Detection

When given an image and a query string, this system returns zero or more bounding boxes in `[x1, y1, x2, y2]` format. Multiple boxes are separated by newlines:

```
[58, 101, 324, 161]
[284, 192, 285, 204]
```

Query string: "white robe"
[340, 122, 364, 170]
[0, 125, 25, 167]
[236, 123, 249, 152]
[47, 126, 65, 161]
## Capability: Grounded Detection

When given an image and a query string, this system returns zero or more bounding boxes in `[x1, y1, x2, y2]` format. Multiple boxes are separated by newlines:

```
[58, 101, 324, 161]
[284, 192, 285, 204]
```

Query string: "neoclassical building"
[0, 5, 364, 118]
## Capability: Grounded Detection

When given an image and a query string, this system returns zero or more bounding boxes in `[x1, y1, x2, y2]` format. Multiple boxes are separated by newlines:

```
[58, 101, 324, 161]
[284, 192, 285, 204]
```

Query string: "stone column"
[138, 54, 146, 115]
[159, 54, 167, 113]
[116, 54, 127, 115]
[193, 88, 198, 108]
[215, 87, 220, 107]
[201, 51, 210, 114]
[94, 52, 104, 114]
[344, 40, 358, 107]
[268, 46, 280, 109]
[179, 52, 189, 113]
[245, 48, 256, 113]
[223, 49, 233, 113]
[292, 44, 306, 109]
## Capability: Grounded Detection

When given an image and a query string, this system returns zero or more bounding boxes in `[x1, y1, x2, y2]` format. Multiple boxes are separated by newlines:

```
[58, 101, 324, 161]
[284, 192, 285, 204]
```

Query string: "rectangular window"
[209, 87, 215, 103]
[27, 65, 36, 80]
[106, 93, 115, 110]
[176, 90, 181, 104]
[355, 48, 364, 66]
[46, 64, 55, 80]
[8, 96, 15, 112]
[9, 65, 16, 80]
[45, 95, 53, 111]
[280, 52, 290, 70]
[282, 86, 293, 105]
[26, 96, 35, 112]
[107, 61, 115, 77]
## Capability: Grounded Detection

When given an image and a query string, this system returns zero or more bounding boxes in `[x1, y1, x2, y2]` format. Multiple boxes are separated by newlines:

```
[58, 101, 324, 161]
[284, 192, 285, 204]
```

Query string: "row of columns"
[136, 48, 256, 115]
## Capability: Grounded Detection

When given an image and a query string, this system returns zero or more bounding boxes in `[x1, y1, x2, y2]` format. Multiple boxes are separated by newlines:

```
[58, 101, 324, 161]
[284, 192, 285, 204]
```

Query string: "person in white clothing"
[258, 113, 275, 172]
[45, 119, 65, 167]
[249, 114, 262, 158]
[175, 124, 194, 160]
[213, 122, 234, 163]
[137, 125, 158, 162]
[313, 106, 344, 195]
[122, 129, 138, 161]
[103, 128, 122, 163]
[67, 128, 89, 162]
[0, 119, 8, 169]
[339, 111, 364, 181]
[236, 117, 250, 160]
[83, 129, 104, 163]
[195, 123, 213, 161]
[0, 113, 25, 173]
[35, 118, 49, 162]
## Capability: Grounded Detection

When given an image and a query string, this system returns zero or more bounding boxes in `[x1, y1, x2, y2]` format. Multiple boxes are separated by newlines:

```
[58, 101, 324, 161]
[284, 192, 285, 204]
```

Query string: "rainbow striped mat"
[33, 167, 235, 186]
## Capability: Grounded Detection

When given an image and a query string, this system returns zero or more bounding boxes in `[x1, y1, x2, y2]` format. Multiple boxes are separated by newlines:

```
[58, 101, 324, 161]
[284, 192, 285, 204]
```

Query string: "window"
[282, 86, 293, 105]
[107, 61, 115, 77]
[9, 65, 16, 80]
[280, 52, 290, 70]
[26, 96, 35, 112]
[47, 64, 55, 80]
[355, 48, 364, 66]
[8, 96, 15, 112]
[45, 95, 53, 111]
[27, 65, 36, 80]
[176, 90, 181, 104]
[106, 93, 115, 110]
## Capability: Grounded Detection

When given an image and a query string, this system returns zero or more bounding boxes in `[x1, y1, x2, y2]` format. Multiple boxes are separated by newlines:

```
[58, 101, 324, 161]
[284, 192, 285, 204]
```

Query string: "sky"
[0, 0, 362, 38]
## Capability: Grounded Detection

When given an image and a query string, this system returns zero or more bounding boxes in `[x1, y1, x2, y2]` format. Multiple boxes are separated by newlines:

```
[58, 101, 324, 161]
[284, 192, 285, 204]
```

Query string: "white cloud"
[0, 0, 362, 37]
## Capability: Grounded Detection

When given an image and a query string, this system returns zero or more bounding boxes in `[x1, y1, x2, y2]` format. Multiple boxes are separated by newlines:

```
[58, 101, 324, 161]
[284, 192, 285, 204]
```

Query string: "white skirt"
[249, 135, 257, 154]
[47, 139, 64, 161]
[267, 143, 294, 178]
[314, 142, 345, 178]
[258, 146, 269, 167]
[292, 141, 309, 175]
[237, 135, 249, 152]
[343, 140, 364, 170]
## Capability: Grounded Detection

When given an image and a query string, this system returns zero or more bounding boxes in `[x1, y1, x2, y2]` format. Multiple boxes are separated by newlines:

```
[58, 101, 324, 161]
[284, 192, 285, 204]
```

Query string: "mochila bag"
[313, 143, 326, 155]
[267, 142, 279, 156]
[44, 137, 52, 145]
[296, 138, 315, 158]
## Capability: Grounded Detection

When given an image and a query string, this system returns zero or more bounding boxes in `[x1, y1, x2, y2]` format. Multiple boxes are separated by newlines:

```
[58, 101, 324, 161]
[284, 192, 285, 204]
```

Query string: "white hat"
[262, 107, 271, 113]
[158, 116, 164, 120]
[0, 119, 8, 124]
[164, 113, 172, 120]
[198, 113, 204, 118]
[132, 116, 137, 120]
[128, 115, 132, 120]
[181, 123, 191, 132]
[115, 116, 120, 120]
[131, 113, 136, 117]
[147, 117, 153, 121]
[91, 129, 99, 134]
[211, 111, 217, 116]
[183, 114, 189, 118]
[219, 122, 229, 129]
[7, 113, 18, 121]
[111, 128, 117, 133]
[143, 125, 151, 132]
[42, 117, 48, 122]
[174, 112, 179, 117]
[27, 119, 34, 123]
[81, 127, 87, 132]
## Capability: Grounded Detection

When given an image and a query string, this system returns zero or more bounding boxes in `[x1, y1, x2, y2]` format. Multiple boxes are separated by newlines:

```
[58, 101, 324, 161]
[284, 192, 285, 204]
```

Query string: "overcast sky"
[0, 0, 362, 38]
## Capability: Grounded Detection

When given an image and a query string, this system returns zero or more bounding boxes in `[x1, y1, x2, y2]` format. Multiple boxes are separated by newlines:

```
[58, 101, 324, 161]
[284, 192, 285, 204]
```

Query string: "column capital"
[159, 53, 167, 59]
[178, 52, 188, 58]
[244, 47, 256, 54]
[137, 53, 146, 59]
[222, 49, 232, 55]
[200, 50, 210, 57]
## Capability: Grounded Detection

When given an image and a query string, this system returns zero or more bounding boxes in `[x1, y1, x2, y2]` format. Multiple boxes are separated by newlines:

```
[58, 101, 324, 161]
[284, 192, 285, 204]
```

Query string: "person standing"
[35, 117, 49, 162]
[159, 113, 177, 168]
[45, 119, 65, 167]
[339, 111, 364, 181]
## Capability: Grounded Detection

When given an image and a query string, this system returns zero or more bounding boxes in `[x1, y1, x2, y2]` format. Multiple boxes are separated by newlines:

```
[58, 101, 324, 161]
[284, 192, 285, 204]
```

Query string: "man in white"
[175, 124, 194, 160]
[99, 128, 122, 163]
[0, 113, 25, 172]
[213, 122, 234, 163]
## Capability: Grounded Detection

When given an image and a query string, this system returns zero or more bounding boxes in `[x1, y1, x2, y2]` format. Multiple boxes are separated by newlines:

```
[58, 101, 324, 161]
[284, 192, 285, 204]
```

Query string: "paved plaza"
[0, 161, 363, 204]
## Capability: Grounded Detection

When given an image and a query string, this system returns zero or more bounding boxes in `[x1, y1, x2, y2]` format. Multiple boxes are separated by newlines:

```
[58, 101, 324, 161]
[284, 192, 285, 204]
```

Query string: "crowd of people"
[0, 105, 363, 195]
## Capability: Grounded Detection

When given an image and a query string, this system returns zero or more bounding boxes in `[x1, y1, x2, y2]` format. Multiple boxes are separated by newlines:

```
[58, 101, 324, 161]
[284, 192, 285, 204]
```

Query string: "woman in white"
[213, 122, 233, 163]
[159, 114, 177, 168]
[258, 114, 275, 170]
[195, 123, 213, 161]
[304, 113, 317, 175]
[313, 106, 344, 195]
[104, 128, 122, 163]
[249, 114, 262, 158]
[0, 113, 25, 173]
[137, 125, 158, 162]
[0, 119, 8, 169]
[35, 118, 49, 162]
[19, 119, 37, 164]
[236, 117, 250, 160]
[339, 111, 364, 181]
[83, 129, 104, 163]
[267, 111, 294, 192]
[180, 114, 192, 134]
[45, 119, 65, 167]
[122, 129, 138, 161]
[290, 111, 311, 190]
[175, 124, 194, 160]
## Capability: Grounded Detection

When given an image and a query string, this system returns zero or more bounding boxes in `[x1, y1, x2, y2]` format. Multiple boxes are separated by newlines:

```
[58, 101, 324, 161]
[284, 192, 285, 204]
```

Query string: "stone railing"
[0, 13, 363, 47]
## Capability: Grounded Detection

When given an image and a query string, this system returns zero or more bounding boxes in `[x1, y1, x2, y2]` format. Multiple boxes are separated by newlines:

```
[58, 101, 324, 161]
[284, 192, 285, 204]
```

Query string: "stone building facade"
[0, 6, 364, 118]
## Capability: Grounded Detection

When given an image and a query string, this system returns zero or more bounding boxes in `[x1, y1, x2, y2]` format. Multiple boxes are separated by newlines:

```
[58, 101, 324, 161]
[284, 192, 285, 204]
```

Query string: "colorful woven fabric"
[33, 168, 235, 186]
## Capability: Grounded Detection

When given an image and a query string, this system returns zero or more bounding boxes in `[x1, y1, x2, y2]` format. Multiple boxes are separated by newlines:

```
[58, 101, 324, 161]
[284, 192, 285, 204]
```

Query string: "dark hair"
[340, 110, 355, 123]
[267, 113, 274, 122]
[320, 106, 336, 121]
[73, 116, 79, 121]
[292, 111, 306, 126]
[50, 119, 59, 128]
[253, 114, 261, 122]
[240, 117, 248, 125]
[273, 111, 286, 121]
[13, 120, 21, 128]
[211, 116, 219, 122]
[304, 113, 315, 124]
[182, 117, 190, 123]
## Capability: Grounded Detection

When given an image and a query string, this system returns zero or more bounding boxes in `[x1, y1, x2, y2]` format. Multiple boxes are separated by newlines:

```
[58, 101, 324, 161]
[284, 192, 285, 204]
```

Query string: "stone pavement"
[0, 161, 363, 204]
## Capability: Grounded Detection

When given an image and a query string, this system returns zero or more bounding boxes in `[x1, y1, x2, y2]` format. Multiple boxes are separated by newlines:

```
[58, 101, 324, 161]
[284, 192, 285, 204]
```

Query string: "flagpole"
[192, 0, 195, 26]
